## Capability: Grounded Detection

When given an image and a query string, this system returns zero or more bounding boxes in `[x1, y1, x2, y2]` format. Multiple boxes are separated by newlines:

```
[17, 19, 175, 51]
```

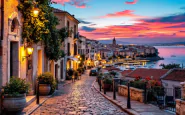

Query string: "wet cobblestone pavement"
[32, 71, 127, 115]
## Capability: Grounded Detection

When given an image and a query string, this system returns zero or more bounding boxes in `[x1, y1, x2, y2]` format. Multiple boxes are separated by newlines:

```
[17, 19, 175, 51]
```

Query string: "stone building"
[0, 0, 26, 87]
[0, 0, 51, 95]
[54, 8, 80, 80]
[78, 35, 86, 55]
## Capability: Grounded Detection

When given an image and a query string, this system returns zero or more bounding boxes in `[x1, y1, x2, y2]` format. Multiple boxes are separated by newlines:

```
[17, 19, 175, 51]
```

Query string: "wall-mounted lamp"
[22, 46, 34, 61]
[33, 4, 39, 18]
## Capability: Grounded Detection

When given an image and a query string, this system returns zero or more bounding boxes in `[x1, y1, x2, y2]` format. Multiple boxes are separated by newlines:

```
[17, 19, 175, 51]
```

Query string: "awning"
[68, 56, 78, 61]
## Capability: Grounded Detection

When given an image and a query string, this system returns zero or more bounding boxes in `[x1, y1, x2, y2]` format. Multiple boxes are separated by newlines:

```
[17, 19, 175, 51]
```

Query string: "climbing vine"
[18, 0, 67, 61]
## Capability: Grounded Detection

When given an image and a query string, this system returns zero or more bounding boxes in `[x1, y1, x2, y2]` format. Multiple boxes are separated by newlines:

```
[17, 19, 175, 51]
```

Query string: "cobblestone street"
[32, 71, 128, 115]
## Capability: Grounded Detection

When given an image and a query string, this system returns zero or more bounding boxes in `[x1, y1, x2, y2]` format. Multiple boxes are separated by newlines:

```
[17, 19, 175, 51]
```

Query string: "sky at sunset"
[52, 0, 185, 43]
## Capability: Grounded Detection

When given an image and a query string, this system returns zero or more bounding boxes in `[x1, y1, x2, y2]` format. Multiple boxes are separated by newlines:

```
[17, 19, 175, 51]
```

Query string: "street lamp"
[22, 46, 34, 61]
[27, 46, 34, 55]
[33, 4, 39, 18]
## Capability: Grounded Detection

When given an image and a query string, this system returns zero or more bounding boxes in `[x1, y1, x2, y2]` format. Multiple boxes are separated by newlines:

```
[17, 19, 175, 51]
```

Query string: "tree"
[160, 63, 181, 69]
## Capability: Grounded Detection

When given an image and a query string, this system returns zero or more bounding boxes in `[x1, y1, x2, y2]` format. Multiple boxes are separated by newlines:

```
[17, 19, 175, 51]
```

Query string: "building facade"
[54, 9, 80, 81]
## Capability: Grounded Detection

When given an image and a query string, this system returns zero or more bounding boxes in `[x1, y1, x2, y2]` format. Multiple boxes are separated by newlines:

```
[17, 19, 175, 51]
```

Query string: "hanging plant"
[58, 27, 68, 42]
[17, 0, 49, 43]
[18, 0, 67, 61]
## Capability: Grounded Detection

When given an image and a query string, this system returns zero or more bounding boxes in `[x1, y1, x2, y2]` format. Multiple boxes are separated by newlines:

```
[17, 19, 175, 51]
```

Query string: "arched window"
[11, 18, 18, 33]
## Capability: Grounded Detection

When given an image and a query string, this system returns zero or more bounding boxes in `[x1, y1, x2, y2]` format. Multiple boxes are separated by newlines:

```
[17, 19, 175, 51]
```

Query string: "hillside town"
[0, 0, 185, 115]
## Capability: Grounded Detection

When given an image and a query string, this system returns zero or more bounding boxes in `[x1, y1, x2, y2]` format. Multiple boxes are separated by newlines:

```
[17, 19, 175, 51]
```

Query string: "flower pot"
[39, 84, 51, 96]
[3, 94, 26, 112]
[103, 84, 111, 91]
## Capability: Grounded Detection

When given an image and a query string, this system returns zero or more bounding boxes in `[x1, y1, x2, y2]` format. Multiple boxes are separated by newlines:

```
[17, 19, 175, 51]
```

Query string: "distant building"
[113, 37, 116, 46]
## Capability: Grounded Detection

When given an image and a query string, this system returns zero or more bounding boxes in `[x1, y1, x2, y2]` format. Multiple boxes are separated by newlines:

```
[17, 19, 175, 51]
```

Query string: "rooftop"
[121, 70, 133, 76]
[53, 8, 80, 23]
[104, 67, 120, 71]
[162, 69, 185, 82]
[126, 68, 169, 80]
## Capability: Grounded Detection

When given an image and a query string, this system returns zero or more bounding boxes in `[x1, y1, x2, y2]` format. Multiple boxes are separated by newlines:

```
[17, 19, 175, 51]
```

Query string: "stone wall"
[176, 99, 185, 115]
[118, 85, 145, 103]
[176, 82, 185, 115]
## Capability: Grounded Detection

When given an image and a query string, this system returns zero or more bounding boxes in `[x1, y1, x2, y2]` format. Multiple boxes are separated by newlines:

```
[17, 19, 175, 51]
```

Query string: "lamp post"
[36, 80, 40, 104]
[113, 78, 116, 100]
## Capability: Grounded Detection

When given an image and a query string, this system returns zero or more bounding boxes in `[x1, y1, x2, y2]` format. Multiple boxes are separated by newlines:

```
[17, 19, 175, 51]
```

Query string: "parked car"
[89, 68, 98, 76]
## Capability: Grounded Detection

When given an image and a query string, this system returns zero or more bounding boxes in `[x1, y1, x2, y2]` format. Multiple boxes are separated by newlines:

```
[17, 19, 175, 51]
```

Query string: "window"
[67, 43, 70, 56]
[67, 21, 70, 29]
[74, 25, 76, 36]
[11, 18, 18, 32]
[74, 43, 77, 55]
[67, 21, 70, 37]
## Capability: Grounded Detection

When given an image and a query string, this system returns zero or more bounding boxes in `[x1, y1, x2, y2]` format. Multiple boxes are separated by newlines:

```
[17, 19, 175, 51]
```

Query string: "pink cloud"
[79, 21, 185, 40]
[52, 0, 70, 5]
[52, 0, 88, 8]
[80, 13, 185, 41]
[125, 0, 138, 4]
[99, 10, 146, 19]
[69, 0, 87, 8]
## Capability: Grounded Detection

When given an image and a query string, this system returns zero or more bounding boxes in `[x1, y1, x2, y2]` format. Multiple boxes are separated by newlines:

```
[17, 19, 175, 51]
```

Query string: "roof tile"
[126, 68, 169, 80]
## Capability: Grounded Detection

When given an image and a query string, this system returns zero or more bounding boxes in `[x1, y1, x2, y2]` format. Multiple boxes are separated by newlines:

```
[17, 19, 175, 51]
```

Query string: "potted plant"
[37, 72, 54, 95]
[74, 71, 79, 80]
[2, 77, 29, 112]
[110, 71, 117, 77]
[103, 77, 112, 91]
[66, 69, 74, 80]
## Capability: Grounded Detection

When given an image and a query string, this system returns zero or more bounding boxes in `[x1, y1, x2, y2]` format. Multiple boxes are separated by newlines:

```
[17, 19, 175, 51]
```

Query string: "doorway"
[55, 64, 58, 80]
[37, 50, 42, 75]
[60, 60, 64, 79]
[10, 41, 19, 77]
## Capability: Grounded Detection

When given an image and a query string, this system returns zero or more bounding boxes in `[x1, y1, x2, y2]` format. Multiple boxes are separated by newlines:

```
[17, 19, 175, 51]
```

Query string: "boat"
[171, 55, 176, 57]
[125, 65, 136, 70]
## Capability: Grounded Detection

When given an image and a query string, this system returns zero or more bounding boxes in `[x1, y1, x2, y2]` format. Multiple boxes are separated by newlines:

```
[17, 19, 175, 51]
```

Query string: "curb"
[26, 73, 85, 115]
[26, 90, 57, 115]
[92, 80, 138, 115]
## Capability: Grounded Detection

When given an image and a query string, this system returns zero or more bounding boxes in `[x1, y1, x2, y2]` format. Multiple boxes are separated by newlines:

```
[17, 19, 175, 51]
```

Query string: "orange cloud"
[99, 10, 146, 19]
[125, 0, 138, 4]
